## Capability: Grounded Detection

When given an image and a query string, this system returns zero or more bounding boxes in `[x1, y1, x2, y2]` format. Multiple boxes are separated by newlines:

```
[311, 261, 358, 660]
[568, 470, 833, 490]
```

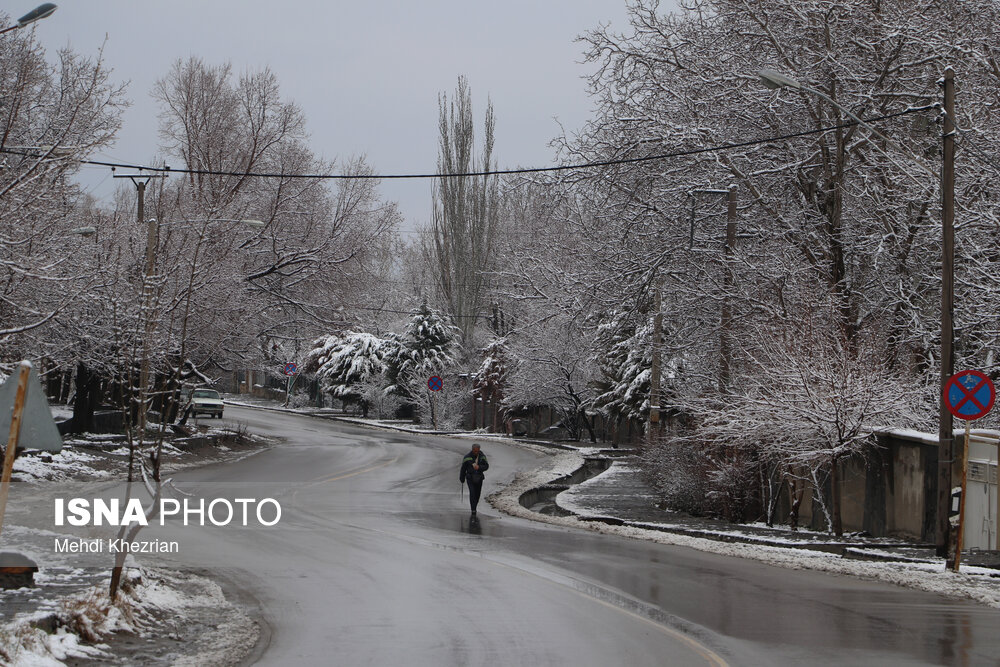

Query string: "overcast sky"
[19, 1, 665, 228]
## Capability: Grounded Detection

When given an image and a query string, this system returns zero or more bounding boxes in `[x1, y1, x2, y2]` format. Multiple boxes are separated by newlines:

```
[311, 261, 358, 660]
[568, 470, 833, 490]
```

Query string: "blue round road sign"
[283, 362, 298, 376]
[944, 370, 995, 421]
[428, 375, 443, 392]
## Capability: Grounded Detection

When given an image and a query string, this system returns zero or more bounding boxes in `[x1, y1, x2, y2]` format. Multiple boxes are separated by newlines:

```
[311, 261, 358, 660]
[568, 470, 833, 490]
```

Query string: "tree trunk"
[71, 362, 96, 434]
[831, 455, 843, 536]
[580, 409, 597, 444]
[788, 473, 805, 530]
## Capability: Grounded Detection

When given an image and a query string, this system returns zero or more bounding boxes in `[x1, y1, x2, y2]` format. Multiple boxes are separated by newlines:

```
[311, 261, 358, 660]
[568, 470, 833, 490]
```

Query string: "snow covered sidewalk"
[488, 449, 1000, 610]
[557, 459, 939, 553]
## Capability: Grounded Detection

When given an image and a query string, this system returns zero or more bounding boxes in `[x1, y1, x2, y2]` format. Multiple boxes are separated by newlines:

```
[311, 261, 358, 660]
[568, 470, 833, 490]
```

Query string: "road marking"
[308, 455, 399, 486]
[583, 590, 727, 666]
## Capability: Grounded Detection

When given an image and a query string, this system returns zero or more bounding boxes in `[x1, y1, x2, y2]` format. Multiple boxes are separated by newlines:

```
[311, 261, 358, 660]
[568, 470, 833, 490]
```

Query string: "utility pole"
[648, 281, 662, 445]
[936, 67, 956, 559]
[720, 185, 737, 392]
[113, 172, 167, 478]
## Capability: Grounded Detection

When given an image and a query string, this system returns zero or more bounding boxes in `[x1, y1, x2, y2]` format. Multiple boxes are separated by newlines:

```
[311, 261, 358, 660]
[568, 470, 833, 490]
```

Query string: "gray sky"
[22, 0, 651, 228]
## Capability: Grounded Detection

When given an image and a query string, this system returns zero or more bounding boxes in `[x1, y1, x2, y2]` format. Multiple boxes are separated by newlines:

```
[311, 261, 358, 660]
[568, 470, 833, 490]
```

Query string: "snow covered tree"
[472, 337, 509, 432]
[592, 311, 654, 427]
[504, 310, 600, 443]
[151, 57, 400, 381]
[428, 76, 501, 348]
[307, 331, 389, 416]
[679, 296, 925, 533]
[0, 22, 125, 372]
[383, 304, 459, 426]
[533, 0, 1000, 524]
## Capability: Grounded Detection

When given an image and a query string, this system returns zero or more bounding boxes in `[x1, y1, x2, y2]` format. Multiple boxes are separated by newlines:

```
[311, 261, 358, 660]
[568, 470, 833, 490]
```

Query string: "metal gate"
[963, 433, 999, 551]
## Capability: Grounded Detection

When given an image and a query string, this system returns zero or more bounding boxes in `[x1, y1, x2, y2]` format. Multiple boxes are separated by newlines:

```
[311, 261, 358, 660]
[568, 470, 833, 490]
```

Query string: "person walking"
[459, 444, 489, 516]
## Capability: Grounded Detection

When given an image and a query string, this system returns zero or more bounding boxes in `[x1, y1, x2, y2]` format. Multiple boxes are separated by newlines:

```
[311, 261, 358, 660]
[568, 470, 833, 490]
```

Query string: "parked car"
[189, 388, 224, 419]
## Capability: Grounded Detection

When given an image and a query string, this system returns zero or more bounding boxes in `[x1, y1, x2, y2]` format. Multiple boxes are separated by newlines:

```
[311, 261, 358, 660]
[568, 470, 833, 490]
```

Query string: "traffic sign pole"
[954, 420, 971, 572]
[426, 376, 443, 429]
[941, 370, 996, 572]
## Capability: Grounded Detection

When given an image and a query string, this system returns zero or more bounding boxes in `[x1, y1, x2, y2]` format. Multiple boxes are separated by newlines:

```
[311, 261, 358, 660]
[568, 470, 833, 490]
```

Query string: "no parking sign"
[943, 370, 995, 421]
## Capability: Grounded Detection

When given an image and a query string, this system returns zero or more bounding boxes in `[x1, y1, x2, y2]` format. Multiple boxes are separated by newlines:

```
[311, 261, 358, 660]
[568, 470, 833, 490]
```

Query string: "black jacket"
[460, 449, 489, 484]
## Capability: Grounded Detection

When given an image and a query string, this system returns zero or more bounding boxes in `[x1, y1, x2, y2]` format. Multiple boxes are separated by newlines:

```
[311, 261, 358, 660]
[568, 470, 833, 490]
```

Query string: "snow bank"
[0, 568, 258, 666]
[12, 447, 110, 482]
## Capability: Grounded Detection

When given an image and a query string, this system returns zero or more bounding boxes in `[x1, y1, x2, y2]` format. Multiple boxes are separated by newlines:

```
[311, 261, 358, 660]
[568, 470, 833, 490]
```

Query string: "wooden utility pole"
[648, 282, 663, 444]
[936, 67, 956, 559]
[0, 362, 32, 540]
[113, 172, 167, 483]
[720, 185, 737, 392]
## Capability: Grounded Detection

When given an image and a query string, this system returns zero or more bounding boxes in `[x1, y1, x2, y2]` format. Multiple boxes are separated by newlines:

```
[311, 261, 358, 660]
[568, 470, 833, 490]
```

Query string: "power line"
[0, 107, 931, 182]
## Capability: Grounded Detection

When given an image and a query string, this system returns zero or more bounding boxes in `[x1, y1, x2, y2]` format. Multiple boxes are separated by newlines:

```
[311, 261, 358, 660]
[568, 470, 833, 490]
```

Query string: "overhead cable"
[0, 107, 932, 181]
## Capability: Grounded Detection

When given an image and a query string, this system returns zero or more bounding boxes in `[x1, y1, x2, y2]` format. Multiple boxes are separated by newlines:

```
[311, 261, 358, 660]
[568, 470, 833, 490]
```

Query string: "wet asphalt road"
[147, 405, 1000, 666]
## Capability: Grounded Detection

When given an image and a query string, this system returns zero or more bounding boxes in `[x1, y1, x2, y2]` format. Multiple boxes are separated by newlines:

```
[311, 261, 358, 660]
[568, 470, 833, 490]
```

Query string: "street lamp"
[758, 67, 957, 558]
[758, 69, 935, 179]
[0, 3, 57, 35]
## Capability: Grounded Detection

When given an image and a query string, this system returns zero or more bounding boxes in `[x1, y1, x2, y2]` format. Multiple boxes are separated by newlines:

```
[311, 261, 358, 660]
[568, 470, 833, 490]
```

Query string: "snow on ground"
[487, 449, 586, 518]
[488, 450, 1000, 610]
[12, 445, 115, 482]
[0, 567, 258, 666]
[12, 428, 268, 483]
[49, 406, 74, 422]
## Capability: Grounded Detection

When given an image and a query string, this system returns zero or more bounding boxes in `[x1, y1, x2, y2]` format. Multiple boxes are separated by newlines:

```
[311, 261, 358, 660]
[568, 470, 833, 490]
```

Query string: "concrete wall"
[889, 438, 928, 539]
[788, 432, 938, 540]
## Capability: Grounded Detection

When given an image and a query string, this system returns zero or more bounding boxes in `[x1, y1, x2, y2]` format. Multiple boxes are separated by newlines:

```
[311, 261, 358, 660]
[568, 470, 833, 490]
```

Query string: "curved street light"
[157, 218, 265, 229]
[758, 69, 935, 178]
[0, 3, 57, 35]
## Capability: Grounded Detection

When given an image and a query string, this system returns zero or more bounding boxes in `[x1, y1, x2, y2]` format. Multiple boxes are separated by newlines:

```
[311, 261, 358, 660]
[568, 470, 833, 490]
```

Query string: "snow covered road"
[144, 406, 1000, 665]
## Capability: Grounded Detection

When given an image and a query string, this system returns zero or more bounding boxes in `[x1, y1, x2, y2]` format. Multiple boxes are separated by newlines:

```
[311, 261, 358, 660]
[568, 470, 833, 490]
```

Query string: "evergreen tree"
[384, 304, 459, 399]
[307, 331, 388, 415]
[592, 313, 653, 425]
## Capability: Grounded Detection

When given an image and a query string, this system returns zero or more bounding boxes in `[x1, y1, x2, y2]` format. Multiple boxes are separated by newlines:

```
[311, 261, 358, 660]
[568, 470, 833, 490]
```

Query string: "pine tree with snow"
[383, 304, 459, 399]
[378, 305, 459, 427]
[306, 331, 389, 416]
[592, 312, 654, 426]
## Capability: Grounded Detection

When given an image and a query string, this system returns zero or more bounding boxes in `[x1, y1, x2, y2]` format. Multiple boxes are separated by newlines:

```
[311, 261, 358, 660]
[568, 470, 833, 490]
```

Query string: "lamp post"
[758, 68, 956, 557]
[0, 3, 57, 35]
[758, 70, 936, 179]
